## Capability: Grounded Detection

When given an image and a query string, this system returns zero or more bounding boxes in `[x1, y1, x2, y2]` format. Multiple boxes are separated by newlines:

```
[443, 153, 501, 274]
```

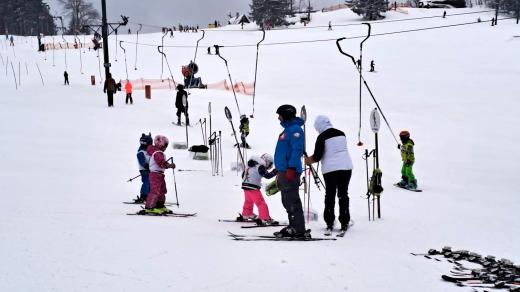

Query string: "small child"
[140, 135, 176, 214]
[239, 153, 278, 225]
[134, 133, 152, 203]
[239, 115, 250, 149]
[397, 130, 418, 190]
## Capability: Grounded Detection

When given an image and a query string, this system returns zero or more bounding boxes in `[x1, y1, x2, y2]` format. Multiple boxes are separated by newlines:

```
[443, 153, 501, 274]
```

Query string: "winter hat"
[314, 115, 333, 134]
[154, 135, 169, 150]
[176, 84, 184, 91]
[276, 104, 296, 121]
[260, 153, 274, 169]
[399, 130, 410, 139]
[139, 133, 153, 148]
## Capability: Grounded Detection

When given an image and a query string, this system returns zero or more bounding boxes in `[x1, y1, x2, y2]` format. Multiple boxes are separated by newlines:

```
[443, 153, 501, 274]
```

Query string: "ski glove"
[285, 168, 297, 182]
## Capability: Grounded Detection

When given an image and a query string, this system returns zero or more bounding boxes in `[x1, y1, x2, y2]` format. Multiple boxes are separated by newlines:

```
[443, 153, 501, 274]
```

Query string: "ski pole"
[127, 173, 141, 182]
[168, 157, 180, 208]
[225, 106, 245, 166]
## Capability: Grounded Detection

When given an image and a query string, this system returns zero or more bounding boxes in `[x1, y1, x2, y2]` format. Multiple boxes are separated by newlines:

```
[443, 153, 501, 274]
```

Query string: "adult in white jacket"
[304, 115, 353, 232]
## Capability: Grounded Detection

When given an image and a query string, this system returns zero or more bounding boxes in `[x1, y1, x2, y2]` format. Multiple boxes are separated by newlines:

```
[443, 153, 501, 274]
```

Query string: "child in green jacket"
[397, 130, 418, 190]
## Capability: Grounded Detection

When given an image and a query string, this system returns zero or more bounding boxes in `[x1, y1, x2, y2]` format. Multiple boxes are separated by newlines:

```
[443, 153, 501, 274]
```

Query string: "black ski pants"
[107, 91, 114, 107]
[323, 169, 352, 228]
[126, 93, 133, 104]
[278, 172, 306, 233]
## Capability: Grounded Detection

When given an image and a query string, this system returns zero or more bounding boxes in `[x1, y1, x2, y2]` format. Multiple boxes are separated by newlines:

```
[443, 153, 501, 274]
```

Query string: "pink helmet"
[154, 135, 169, 150]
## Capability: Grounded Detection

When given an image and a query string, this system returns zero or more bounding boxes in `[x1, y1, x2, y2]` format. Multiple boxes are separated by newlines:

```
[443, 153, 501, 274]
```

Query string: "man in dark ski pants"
[103, 73, 117, 107]
[64, 71, 69, 85]
[273, 104, 310, 239]
[305, 115, 353, 233]
[175, 84, 189, 125]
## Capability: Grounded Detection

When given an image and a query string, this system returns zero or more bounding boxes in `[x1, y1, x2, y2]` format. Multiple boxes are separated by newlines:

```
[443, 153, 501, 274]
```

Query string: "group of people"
[132, 103, 418, 239]
[102, 75, 134, 107]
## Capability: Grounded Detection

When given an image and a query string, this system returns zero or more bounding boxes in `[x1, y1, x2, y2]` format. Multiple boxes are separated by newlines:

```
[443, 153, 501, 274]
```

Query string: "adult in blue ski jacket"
[273, 104, 309, 239]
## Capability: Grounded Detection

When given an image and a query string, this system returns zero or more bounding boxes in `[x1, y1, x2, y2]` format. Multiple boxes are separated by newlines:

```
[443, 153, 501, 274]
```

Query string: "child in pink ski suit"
[144, 135, 175, 212]
[240, 153, 278, 225]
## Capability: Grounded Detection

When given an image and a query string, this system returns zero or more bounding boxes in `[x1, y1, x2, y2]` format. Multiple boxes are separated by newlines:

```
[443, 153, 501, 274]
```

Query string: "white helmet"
[260, 153, 274, 169]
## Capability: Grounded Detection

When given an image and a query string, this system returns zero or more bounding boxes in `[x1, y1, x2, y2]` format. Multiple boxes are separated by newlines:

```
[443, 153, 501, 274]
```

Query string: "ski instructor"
[273, 104, 310, 239]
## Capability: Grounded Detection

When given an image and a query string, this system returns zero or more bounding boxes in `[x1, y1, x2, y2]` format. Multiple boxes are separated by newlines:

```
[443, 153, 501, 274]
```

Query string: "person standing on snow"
[175, 84, 189, 125]
[9, 35, 14, 46]
[396, 130, 418, 190]
[273, 104, 310, 239]
[141, 135, 176, 214]
[125, 80, 133, 104]
[133, 133, 152, 203]
[239, 153, 278, 226]
[304, 115, 353, 233]
[238, 115, 250, 149]
[64, 71, 69, 85]
[103, 73, 117, 107]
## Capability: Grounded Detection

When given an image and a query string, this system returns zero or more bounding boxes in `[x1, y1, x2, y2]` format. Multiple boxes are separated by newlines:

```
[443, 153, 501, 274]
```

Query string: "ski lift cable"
[118, 16, 515, 50]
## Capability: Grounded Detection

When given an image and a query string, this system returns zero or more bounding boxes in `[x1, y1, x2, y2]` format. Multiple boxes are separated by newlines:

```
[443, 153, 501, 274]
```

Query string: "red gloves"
[285, 168, 296, 182]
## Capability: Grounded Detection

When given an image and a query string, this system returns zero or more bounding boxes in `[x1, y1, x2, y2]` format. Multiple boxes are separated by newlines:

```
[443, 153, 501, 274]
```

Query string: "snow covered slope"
[0, 7, 518, 292]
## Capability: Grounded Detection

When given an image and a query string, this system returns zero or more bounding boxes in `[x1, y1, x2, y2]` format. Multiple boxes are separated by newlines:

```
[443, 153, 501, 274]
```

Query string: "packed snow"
[0, 7, 519, 292]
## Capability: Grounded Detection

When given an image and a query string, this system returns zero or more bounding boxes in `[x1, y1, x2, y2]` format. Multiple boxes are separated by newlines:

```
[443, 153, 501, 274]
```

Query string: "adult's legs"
[323, 171, 339, 227]
[337, 170, 352, 228]
[278, 173, 305, 233]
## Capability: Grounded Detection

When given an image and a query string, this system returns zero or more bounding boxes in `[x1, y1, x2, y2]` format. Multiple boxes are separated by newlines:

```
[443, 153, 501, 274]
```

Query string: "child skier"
[140, 135, 176, 214]
[238, 115, 250, 149]
[134, 133, 152, 203]
[238, 153, 278, 226]
[397, 130, 418, 190]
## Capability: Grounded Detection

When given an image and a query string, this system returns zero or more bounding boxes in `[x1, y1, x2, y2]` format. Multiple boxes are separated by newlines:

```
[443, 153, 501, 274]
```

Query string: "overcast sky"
[46, 0, 344, 31]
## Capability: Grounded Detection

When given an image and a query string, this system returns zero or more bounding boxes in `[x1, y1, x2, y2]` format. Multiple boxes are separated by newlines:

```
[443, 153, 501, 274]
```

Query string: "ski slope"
[0, 7, 519, 292]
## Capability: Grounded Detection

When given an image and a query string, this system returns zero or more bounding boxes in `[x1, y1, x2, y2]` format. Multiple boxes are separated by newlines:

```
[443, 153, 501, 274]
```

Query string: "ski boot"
[274, 226, 296, 238]
[237, 213, 257, 222]
[324, 225, 334, 236]
[255, 218, 279, 226]
[293, 229, 312, 239]
[396, 178, 408, 188]
[407, 179, 418, 190]
[133, 196, 146, 204]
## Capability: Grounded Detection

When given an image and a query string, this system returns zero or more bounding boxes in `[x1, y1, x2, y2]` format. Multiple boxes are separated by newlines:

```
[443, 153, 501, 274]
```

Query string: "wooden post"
[145, 85, 151, 99]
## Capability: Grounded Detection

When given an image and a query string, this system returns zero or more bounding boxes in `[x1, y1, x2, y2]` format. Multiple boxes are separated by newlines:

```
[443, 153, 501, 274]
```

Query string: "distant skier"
[134, 133, 152, 203]
[273, 104, 310, 239]
[207, 46, 211, 55]
[125, 80, 133, 104]
[140, 135, 176, 214]
[239, 153, 278, 226]
[175, 84, 189, 125]
[328, 21, 332, 31]
[305, 115, 353, 233]
[370, 60, 375, 72]
[63, 71, 69, 85]
[103, 73, 117, 107]
[9, 35, 14, 46]
[396, 130, 418, 190]
[443, 10, 447, 18]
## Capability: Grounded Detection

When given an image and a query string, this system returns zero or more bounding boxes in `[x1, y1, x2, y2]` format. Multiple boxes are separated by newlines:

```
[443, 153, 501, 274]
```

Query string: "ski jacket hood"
[314, 115, 333, 134]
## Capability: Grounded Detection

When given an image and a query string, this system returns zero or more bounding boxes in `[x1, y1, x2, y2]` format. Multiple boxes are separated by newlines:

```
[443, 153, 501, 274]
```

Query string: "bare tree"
[58, 0, 100, 34]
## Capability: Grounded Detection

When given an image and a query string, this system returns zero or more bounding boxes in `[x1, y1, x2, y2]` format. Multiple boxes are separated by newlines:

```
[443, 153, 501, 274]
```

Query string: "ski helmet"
[140, 133, 153, 147]
[399, 130, 410, 139]
[154, 135, 169, 150]
[260, 153, 274, 169]
[276, 104, 297, 121]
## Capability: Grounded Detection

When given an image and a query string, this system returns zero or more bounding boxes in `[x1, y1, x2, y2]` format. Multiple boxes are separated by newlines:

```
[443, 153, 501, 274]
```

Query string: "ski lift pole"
[160, 30, 168, 80]
[251, 27, 265, 118]
[336, 37, 400, 147]
[214, 45, 241, 115]
[134, 24, 142, 70]
[224, 106, 245, 166]
[74, 35, 83, 74]
[370, 108, 383, 219]
[157, 45, 177, 88]
[119, 41, 128, 79]
[357, 23, 371, 146]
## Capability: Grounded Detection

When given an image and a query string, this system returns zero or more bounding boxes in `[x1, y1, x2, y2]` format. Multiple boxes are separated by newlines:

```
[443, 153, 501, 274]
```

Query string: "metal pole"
[101, 0, 111, 101]
[495, 0, 499, 25]
[375, 132, 381, 219]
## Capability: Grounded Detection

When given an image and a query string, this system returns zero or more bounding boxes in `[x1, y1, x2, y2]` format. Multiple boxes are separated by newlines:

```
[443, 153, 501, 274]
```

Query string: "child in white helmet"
[141, 135, 175, 214]
[239, 153, 278, 225]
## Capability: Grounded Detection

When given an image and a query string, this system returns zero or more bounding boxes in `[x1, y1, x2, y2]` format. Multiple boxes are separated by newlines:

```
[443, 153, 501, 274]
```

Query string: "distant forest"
[1, 0, 56, 36]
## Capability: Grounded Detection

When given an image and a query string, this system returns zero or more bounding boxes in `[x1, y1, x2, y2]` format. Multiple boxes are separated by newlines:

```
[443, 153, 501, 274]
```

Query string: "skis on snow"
[127, 212, 196, 217]
[394, 184, 422, 192]
[324, 220, 355, 237]
[227, 231, 337, 242]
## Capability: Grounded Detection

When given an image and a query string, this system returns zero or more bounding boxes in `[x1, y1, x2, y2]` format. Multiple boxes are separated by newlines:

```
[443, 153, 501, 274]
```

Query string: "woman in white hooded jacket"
[304, 115, 353, 233]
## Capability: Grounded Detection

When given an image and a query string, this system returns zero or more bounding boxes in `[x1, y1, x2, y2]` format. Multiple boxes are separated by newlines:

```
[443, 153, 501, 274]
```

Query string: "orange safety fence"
[44, 42, 97, 51]
[120, 79, 254, 96]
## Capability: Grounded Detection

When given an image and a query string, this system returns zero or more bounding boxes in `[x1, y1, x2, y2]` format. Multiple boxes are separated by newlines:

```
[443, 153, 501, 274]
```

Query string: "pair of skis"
[218, 216, 288, 229]
[394, 184, 422, 192]
[127, 212, 196, 218]
[324, 221, 355, 237]
[228, 231, 336, 242]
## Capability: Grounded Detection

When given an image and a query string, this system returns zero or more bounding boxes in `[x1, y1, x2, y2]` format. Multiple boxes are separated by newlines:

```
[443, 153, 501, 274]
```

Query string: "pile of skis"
[412, 246, 519, 291]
